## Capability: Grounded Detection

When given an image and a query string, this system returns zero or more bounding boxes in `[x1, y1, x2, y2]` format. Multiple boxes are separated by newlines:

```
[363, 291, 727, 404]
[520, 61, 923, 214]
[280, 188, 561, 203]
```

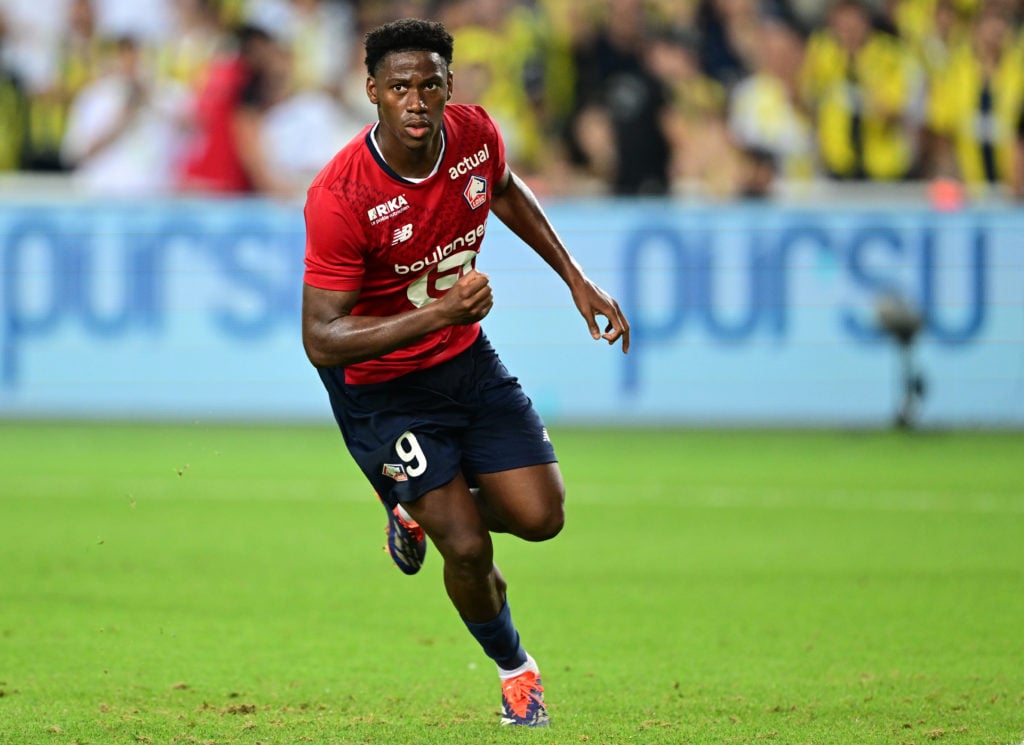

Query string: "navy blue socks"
[462, 599, 528, 671]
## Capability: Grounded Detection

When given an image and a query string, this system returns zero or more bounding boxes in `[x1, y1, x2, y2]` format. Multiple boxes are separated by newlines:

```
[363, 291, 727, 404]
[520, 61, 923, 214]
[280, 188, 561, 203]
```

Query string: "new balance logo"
[392, 224, 414, 245]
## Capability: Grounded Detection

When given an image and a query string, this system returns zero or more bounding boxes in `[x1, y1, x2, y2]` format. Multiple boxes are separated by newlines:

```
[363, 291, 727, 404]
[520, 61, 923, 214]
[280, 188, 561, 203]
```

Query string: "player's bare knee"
[518, 501, 565, 542]
[441, 532, 493, 575]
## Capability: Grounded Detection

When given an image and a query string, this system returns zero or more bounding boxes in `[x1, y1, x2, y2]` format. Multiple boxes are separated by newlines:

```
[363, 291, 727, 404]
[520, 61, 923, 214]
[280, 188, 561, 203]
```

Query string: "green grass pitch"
[1, 422, 1022, 744]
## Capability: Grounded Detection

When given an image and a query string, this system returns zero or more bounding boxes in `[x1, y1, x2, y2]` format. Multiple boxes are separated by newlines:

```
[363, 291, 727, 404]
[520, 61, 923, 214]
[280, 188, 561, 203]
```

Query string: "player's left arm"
[490, 166, 630, 352]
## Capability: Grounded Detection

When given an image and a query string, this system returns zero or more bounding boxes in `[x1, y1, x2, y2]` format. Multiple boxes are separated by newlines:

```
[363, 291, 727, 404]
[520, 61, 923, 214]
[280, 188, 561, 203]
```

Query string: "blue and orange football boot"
[500, 669, 549, 727]
[380, 495, 426, 575]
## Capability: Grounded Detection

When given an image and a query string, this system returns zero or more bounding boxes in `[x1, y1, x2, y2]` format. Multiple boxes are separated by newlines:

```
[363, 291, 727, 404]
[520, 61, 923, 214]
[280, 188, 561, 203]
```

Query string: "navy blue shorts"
[318, 332, 557, 509]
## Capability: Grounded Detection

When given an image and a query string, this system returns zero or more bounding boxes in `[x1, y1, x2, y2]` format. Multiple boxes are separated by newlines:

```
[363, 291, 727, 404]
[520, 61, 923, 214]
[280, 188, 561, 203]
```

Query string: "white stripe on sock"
[498, 653, 539, 681]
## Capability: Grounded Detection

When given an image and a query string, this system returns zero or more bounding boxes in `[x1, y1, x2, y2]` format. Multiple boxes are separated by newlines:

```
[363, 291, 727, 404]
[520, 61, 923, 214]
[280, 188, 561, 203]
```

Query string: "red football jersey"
[304, 104, 507, 384]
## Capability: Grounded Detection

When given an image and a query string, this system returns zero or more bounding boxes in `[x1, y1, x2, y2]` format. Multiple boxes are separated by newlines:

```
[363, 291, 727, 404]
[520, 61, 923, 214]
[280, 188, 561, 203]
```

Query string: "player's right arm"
[301, 272, 493, 369]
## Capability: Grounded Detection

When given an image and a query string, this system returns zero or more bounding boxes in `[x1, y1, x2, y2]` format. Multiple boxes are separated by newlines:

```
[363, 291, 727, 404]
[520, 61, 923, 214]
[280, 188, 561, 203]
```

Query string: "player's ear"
[366, 75, 379, 105]
[446, 69, 453, 101]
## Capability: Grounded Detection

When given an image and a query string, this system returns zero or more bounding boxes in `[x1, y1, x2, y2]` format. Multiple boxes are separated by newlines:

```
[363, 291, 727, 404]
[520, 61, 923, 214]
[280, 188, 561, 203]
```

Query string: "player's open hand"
[440, 270, 494, 325]
[572, 278, 630, 353]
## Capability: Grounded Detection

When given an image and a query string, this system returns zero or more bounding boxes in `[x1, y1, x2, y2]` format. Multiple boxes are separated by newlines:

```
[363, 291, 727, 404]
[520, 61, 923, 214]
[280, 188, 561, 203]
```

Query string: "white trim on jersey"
[368, 122, 447, 183]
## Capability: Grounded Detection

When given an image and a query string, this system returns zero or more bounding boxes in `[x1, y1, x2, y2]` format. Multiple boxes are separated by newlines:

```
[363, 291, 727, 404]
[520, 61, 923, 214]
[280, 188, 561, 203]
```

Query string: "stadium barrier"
[1, 191, 1021, 427]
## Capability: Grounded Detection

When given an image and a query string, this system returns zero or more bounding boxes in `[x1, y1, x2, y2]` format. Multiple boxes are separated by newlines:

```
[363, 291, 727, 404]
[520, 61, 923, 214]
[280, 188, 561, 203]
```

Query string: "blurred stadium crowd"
[1, 0, 1023, 200]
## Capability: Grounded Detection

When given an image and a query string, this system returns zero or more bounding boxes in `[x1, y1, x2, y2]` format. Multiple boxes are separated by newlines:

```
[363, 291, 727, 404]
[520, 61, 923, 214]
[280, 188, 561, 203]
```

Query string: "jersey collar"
[366, 122, 447, 184]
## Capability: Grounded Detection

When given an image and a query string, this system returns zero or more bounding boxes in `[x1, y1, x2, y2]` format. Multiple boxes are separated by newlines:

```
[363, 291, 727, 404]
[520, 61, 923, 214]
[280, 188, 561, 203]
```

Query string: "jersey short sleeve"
[303, 184, 366, 292]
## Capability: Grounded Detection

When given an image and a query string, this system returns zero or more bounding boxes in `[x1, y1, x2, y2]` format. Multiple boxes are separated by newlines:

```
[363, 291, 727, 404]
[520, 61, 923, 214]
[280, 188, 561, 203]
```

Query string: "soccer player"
[301, 18, 629, 727]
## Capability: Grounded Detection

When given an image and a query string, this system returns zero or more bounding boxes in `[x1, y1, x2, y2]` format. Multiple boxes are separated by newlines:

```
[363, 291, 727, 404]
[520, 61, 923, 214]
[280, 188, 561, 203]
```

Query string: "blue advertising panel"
[0, 197, 1020, 426]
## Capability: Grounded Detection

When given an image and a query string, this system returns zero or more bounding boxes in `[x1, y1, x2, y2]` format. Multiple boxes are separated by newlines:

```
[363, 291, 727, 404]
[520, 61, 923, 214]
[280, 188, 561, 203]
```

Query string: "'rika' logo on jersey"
[463, 175, 488, 210]
[448, 144, 490, 180]
[368, 194, 409, 225]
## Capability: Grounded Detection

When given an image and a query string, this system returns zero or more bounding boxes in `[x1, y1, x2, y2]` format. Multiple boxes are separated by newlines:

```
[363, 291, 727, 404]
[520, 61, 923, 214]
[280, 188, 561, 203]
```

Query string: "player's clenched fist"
[439, 270, 493, 325]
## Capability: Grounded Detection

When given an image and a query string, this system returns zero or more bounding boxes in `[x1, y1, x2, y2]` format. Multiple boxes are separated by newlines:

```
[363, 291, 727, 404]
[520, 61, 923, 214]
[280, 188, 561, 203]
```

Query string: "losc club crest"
[382, 463, 408, 482]
[462, 175, 488, 210]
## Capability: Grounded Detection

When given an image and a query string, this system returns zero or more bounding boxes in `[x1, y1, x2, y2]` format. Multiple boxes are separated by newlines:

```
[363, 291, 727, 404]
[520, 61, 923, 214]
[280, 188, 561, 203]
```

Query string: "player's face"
[367, 50, 453, 154]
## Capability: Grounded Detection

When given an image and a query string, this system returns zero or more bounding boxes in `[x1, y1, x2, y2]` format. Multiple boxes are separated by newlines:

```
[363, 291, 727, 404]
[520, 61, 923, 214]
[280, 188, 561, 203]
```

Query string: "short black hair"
[364, 18, 454, 77]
